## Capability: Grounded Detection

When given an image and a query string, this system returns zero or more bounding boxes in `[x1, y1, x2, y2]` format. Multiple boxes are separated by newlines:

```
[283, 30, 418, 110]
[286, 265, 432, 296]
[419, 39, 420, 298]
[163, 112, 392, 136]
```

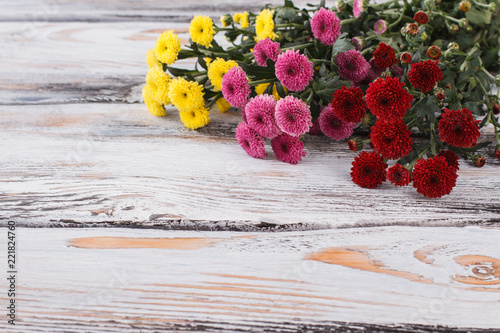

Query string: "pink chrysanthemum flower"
[222, 66, 251, 108]
[235, 121, 267, 159]
[353, 0, 365, 18]
[275, 95, 312, 136]
[374, 19, 387, 34]
[245, 94, 281, 139]
[311, 8, 342, 46]
[275, 49, 314, 92]
[271, 133, 307, 164]
[335, 50, 370, 83]
[253, 38, 281, 66]
[318, 105, 356, 141]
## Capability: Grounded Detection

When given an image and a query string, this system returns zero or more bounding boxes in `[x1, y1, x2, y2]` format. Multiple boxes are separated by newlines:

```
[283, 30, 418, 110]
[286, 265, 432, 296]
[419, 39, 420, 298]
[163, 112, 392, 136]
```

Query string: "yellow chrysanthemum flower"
[179, 106, 211, 129]
[207, 58, 238, 91]
[255, 82, 285, 100]
[146, 67, 172, 105]
[216, 96, 231, 112]
[233, 12, 250, 29]
[143, 84, 166, 117]
[255, 9, 278, 41]
[155, 30, 181, 65]
[240, 12, 249, 29]
[168, 77, 205, 112]
[189, 16, 215, 48]
[146, 49, 162, 69]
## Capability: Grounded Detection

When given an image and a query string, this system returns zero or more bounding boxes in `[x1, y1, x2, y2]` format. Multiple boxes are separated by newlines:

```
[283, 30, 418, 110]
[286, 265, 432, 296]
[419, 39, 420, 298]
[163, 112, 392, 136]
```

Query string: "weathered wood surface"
[2, 0, 500, 331]
[1, 226, 500, 332]
[1, 102, 499, 228]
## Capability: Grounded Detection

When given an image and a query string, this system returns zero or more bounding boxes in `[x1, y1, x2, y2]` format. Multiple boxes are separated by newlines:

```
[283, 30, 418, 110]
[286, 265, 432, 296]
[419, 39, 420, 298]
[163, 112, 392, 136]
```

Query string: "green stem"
[305, 89, 314, 104]
[281, 42, 315, 51]
[406, 145, 430, 170]
[340, 18, 359, 25]
[495, 125, 500, 145]
[249, 78, 276, 86]
[406, 117, 417, 128]
[206, 92, 222, 109]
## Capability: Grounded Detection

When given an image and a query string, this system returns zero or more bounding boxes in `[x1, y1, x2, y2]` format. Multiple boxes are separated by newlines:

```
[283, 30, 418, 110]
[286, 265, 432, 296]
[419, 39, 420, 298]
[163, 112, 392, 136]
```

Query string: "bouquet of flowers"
[142, 0, 500, 198]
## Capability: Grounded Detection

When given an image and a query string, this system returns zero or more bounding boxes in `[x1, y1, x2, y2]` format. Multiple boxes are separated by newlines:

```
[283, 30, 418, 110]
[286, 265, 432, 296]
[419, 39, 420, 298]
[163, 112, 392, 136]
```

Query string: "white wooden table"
[1, 1, 500, 331]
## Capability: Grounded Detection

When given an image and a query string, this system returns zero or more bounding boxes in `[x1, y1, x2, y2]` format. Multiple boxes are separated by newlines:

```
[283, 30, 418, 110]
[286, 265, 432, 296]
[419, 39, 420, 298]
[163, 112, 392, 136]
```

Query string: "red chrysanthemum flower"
[438, 108, 480, 147]
[400, 52, 412, 64]
[436, 91, 445, 100]
[365, 76, 414, 123]
[426, 46, 442, 60]
[414, 11, 429, 24]
[331, 86, 367, 123]
[370, 120, 413, 159]
[373, 42, 397, 69]
[350, 151, 388, 189]
[387, 164, 410, 186]
[437, 150, 460, 171]
[408, 60, 443, 92]
[495, 145, 500, 159]
[412, 156, 458, 198]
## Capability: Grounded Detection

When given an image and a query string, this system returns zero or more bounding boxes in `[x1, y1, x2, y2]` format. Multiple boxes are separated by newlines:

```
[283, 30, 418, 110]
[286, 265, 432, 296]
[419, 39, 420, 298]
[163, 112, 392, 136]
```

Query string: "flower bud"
[489, 3, 496, 12]
[414, 11, 429, 24]
[420, 31, 428, 41]
[352, 37, 365, 51]
[457, 93, 463, 100]
[447, 42, 459, 51]
[435, 88, 445, 100]
[493, 103, 500, 115]
[426, 45, 442, 60]
[459, 0, 471, 12]
[459, 18, 469, 28]
[400, 52, 413, 63]
[348, 138, 363, 152]
[220, 14, 232, 27]
[495, 145, 500, 159]
[406, 23, 419, 36]
[449, 24, 459, 34]
[362, 113, 375, 126]
[472, 154, 485, 167]
[337, 0, 347, 12]
[495, 75, 500, 86]
[374, 20, 388, 34]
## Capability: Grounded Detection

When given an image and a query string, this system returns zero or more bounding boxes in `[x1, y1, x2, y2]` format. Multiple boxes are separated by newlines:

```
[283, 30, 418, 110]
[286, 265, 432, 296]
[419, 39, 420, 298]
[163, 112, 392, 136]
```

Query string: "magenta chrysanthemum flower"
[318, 105, 355, 140]
[275, 49, 314, 92]
[335, 50, 370, 83]
[307, 118, 323, 136]
[275, 95, 312, 136]
[235, 121, 267, 159]
[353, 0, 364, 18]
[311, 8, 342, 46]
[374, 19, 387, 34]
[245, 94, 281, 139]
[221, 66, 251, 108]
[253, 38, 281, 66]
[271, 133, 307, 164]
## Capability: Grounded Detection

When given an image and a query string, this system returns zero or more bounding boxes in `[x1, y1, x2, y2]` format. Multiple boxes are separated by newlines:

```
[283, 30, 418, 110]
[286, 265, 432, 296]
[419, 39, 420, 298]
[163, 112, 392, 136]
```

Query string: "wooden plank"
[1, 103, 499, 228]
[1, 0, 312, 22]
[0, 226, 499, 331]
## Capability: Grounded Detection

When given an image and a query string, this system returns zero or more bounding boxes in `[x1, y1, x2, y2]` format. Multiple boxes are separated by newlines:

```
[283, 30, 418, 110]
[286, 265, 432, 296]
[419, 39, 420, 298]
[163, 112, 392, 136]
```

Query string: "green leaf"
[276, 81, 287, 98]
[466, 7, 492, 25]
[167, 66, 200, 76]
[331, 35, 354, 58]
[313, 76, 346, 104]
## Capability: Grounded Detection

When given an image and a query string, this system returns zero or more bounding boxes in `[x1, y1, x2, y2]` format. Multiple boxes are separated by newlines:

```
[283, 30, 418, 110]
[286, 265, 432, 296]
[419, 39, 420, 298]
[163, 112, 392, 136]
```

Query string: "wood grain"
[0, 226, 499, 332]
[1, 103, 499, 228]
